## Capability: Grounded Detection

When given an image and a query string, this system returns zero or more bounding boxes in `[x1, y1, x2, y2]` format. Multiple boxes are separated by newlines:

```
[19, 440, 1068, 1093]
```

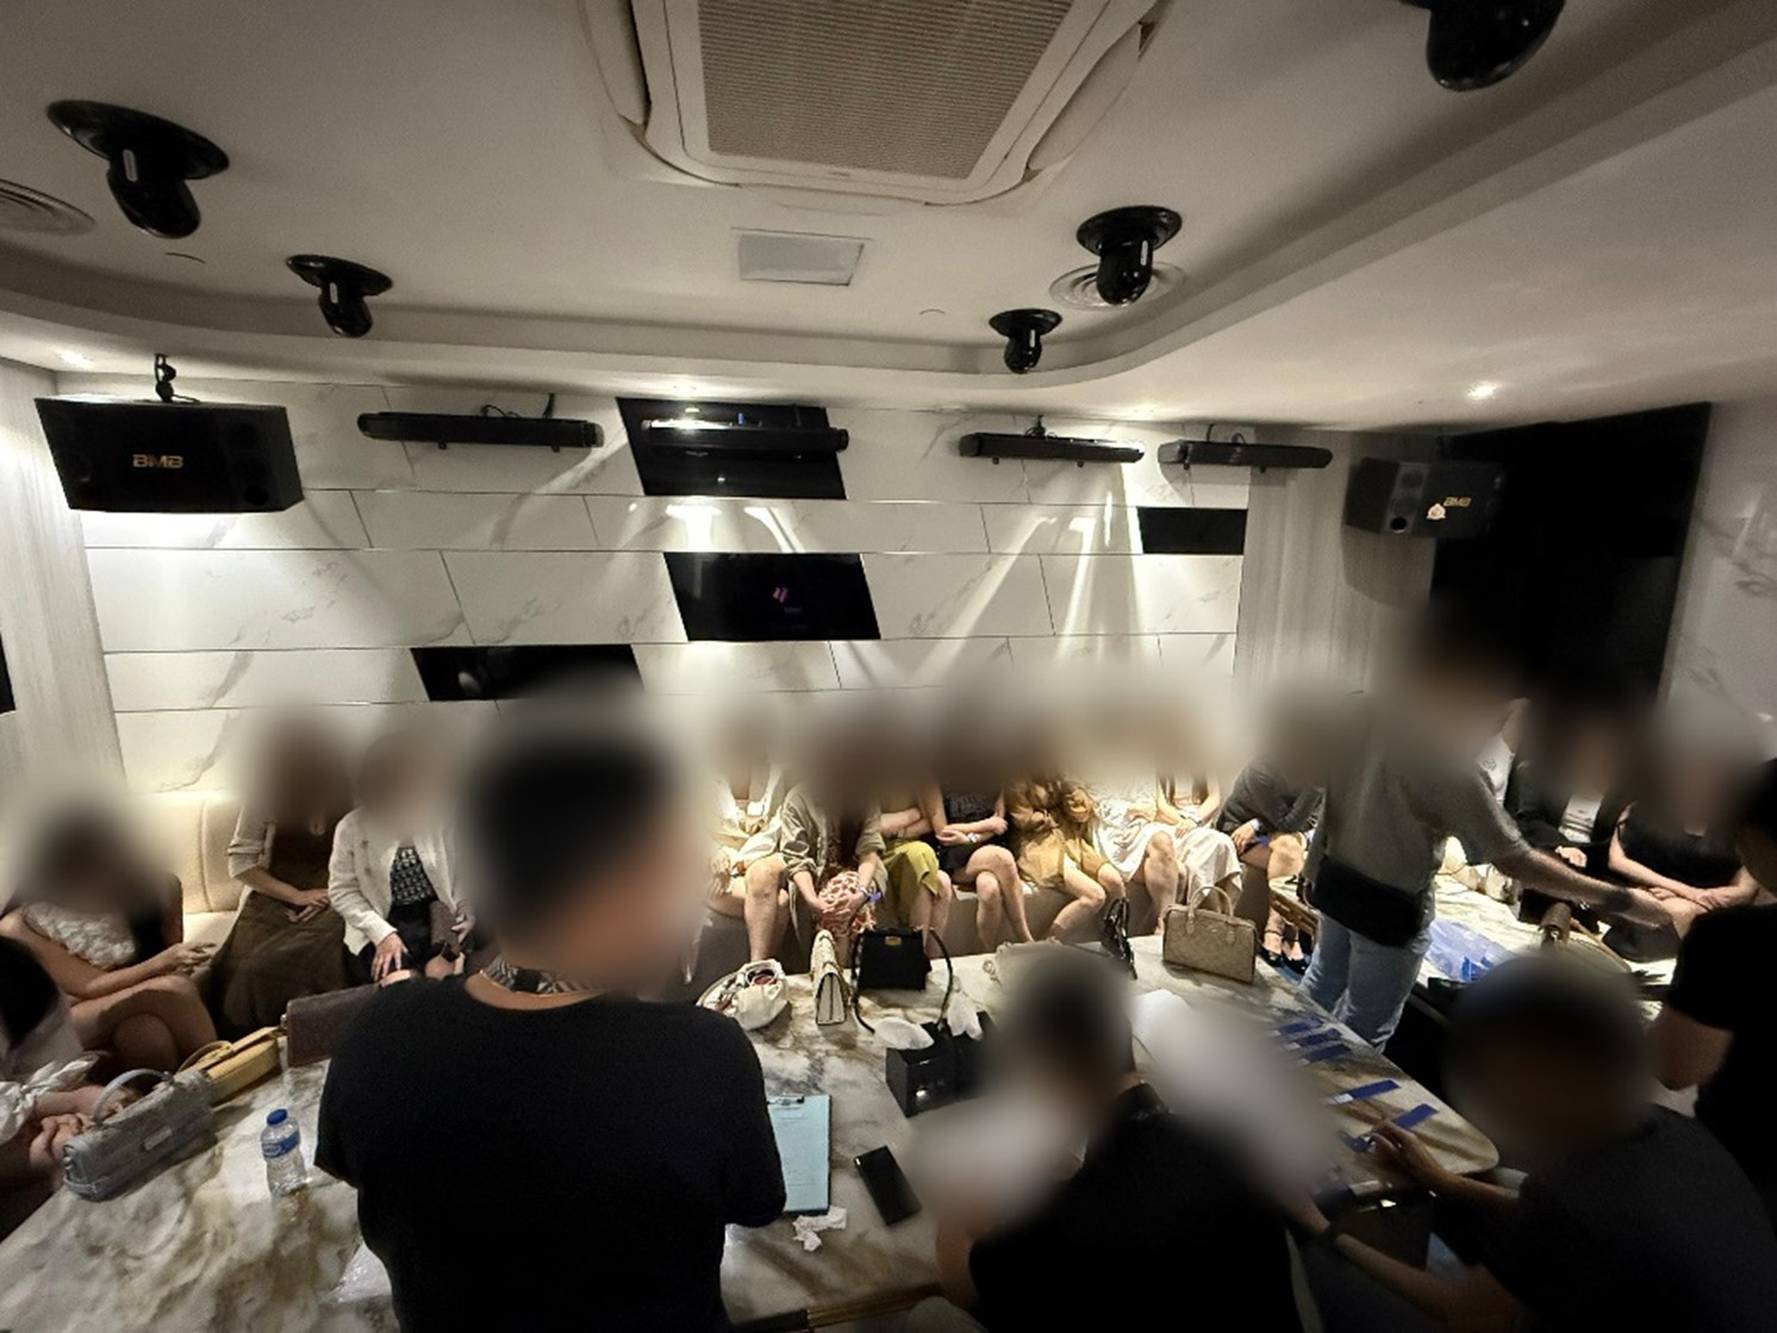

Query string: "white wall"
[60, 376, 1324, 791]
[1666, 397, 1777, 755]
[0, 359, 121, 808]
[1236, 434, 1435, 692]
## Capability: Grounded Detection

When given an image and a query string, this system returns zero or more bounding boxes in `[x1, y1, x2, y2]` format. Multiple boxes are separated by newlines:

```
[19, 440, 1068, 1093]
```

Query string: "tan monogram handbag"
[1162, 887, 1256, 984]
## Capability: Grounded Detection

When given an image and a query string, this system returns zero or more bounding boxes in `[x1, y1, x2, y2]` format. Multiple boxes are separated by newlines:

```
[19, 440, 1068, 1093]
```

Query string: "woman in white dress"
[0, 809, 216, 1072]
[1088, 771, 1242, 931]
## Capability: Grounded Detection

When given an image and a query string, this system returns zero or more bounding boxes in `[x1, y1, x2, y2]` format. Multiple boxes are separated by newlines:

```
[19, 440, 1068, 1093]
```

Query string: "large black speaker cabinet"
[1343, 458, 1503, 539]
[35, 398, 302, 513]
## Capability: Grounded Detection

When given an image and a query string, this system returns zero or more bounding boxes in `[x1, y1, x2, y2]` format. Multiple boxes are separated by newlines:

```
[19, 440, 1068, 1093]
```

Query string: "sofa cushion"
[138, 790, 243, 916]
[183, 910, 237, 951]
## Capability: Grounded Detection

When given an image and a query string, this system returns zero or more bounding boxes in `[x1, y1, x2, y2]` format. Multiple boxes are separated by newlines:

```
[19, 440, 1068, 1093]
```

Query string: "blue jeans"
[1302, 914, 1430, 1048]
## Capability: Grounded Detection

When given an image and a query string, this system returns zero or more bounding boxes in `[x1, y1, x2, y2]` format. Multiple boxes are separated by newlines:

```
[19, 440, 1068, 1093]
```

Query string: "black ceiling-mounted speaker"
[46, 101, 227, 238]
[1157, 439, 1333, 469]
[34, 398, 302, 513]
[958, 427, 1142, 466]
[287, 255, 391, 338]
[1344, 458, 1504, 538]
[359, 411, 600, 451]
[1401, 0, 1565, 92]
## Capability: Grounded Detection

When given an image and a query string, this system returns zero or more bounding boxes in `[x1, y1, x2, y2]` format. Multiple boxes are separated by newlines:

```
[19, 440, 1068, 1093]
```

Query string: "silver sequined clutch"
[60, 1067, 215, 1201]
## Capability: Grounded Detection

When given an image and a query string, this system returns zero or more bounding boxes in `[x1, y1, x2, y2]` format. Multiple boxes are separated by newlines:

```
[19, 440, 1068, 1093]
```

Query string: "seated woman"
[207, 718, 354, 1034]
[878, 790, 955, 959]
[1008, 778, 1125, 942]
[1085, 770, 1240, 932]
[1, 938, 101, 1237]
[0, 808, 216, 1071]
[329, 731, 466, 987]
[704, 722, 788, 964]
[1507, 708, 1634, 927]
[769, 778, 887, 964]
[922, 780, 1031, 950]
[1606, 744, 1760, 950]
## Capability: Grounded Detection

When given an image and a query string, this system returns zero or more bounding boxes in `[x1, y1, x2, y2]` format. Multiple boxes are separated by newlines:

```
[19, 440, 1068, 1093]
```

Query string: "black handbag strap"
[848, 928, 955, 1037]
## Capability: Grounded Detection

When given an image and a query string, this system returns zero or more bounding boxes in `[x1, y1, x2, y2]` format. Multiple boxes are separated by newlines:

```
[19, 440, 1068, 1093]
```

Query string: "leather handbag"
[283, 984, 379, 1068]
[177, 1026, 281, 1104]
[1163, 887, 1257, 984]
[811, 929, 847, 1026]
[854, 927, 930, 991]
[60, 1068, 215, 1201]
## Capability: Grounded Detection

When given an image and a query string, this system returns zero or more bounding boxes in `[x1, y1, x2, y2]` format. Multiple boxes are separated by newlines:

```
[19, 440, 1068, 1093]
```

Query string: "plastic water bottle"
[261, 1109, 308, 1197]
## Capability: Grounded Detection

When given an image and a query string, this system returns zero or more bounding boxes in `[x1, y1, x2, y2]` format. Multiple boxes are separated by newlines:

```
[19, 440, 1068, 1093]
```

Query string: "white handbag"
[699, 959, 789, 1030]
[810, 930, 847, 1026]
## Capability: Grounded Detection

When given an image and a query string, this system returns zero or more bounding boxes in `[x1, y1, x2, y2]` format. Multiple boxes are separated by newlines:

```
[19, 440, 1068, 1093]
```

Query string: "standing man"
[1300, 628, 1665, 1047]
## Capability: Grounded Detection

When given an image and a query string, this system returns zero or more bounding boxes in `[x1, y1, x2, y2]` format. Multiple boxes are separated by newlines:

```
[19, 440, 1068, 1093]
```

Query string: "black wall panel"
[410, 645, 641, 701]
[666, 552, 879, 641]
[1136, 506, 1248, 555]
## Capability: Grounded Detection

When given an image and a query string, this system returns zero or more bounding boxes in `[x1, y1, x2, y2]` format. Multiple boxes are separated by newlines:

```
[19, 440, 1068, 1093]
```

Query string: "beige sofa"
[139, 790, 245, 950]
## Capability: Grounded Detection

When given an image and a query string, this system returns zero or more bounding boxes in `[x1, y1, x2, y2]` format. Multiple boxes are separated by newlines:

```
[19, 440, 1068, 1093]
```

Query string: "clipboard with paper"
[767, 1094, 831, 1215]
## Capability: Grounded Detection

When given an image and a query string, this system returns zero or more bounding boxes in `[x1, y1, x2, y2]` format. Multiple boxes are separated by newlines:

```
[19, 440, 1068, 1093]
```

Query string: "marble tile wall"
[60, 376, 1265, 791]
[1665, 397, 1777, 756]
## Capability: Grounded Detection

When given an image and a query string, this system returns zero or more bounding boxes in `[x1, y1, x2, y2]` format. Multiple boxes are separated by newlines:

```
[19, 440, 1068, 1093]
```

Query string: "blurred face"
[361, 738, 445, 821]
[534, 807, 708, 989]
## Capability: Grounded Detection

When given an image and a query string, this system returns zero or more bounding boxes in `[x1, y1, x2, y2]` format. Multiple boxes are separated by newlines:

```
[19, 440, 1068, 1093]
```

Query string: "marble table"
[0, 940, 1495, 1331]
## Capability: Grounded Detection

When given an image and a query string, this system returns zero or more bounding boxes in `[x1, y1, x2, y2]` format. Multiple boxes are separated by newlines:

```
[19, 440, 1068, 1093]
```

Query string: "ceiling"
[2, 0, 1776, 428]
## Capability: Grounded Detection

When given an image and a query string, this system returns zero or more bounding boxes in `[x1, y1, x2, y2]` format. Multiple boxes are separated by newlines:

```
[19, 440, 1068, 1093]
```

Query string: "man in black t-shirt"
[1654, 758, 1777, 1222]
[317, 724, 784, 1331]
[923, 952, 1303, 1332]
[1290, 957, 1777, 1330]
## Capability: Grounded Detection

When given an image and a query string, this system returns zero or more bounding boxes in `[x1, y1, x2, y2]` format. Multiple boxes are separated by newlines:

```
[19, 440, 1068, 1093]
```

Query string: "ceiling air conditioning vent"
[580, 0, 1163, 205]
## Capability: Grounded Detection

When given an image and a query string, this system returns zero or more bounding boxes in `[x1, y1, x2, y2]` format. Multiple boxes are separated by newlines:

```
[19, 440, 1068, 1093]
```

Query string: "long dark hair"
[14, 807, 168, 966]
[0, 936, 58, 1053]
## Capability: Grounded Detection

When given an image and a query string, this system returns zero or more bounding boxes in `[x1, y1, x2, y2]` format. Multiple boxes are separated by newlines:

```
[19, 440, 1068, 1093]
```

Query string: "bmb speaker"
[34, 398, 302, 513]
[1344, 458, 1503, 539]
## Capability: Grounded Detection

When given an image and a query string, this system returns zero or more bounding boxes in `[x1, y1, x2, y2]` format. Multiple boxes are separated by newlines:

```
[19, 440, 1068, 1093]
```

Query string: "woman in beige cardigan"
[328, 732, 465, 986]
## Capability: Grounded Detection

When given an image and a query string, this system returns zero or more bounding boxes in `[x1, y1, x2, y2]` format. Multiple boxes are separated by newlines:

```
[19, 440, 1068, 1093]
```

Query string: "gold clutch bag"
[1162, 888, 1256, 984]
[178, 1026, 281, 1104]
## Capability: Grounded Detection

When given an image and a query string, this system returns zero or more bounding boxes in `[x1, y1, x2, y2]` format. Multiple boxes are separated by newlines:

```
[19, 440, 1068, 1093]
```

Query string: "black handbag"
[1100, 895, 1136, 978]
[854, 926, 932, 991]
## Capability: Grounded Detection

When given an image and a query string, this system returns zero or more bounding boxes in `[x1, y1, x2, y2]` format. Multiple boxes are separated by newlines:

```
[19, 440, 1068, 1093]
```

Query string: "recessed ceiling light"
[57, 349, 95, 368]
[1467, 381, 1500, 401]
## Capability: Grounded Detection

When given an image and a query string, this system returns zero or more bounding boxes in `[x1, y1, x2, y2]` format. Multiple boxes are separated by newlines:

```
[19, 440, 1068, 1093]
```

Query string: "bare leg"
[1269, 833, 1307, 880]
[744, 854, 789, 961]
[1048, 863, 1107, 941]
[1137, 829, 1180, 931]
[110, 1013, 181, 1071]
[973, 870, 1005, 950]
[977, 846, 1033, 944]
[907, 870, 955, 958]
[72, 974, 216, 1068]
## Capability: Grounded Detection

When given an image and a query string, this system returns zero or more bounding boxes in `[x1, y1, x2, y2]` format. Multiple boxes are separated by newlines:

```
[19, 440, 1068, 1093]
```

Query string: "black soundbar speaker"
[1157, 440, 1332, 469]
[35, 398, 302, 513]
[1344, 458, 1504, 539]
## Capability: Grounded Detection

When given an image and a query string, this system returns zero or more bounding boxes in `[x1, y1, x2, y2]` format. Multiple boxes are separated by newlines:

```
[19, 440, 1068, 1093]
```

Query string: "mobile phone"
[854, 1145, 920, 1225]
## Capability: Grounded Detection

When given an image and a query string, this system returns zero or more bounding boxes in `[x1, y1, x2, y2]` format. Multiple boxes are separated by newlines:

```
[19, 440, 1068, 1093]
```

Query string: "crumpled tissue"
[791, 1206, 848, 1252]
[872, 1016, 934, 1050]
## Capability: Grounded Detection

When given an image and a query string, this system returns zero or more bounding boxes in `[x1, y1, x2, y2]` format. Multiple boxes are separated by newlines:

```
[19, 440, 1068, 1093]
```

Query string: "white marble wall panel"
[829, 638, 1014, 690]
[633, 641, 840, 694]
[117, 701, 495, 792]
[1157, 632, 1238, 677]
[982, 504, 1141, 555]
[105, 649, 428, 711]
[1006, 635, 1163, 670]
[861, 554, 1053, 639]
[1040, 555, 1242, 636]
[583, 497, 986, 554]
[1665, 398, 1777, 754]
[833, 409, 1035, 503]
[443, 552, 685, 644]
[355, 491, 598, 550]
[87, 549, 468, 651]
[57, 376, 412, 490]
[80, 492, 368, 549]
[386, 389, 642, 495]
